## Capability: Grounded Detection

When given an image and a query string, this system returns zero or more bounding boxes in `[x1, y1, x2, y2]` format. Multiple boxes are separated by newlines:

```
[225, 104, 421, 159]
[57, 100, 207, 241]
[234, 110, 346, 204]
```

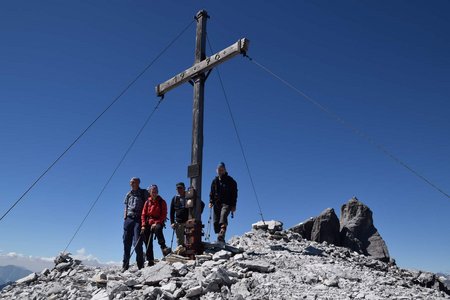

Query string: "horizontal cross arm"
[156, 38, 249, 97]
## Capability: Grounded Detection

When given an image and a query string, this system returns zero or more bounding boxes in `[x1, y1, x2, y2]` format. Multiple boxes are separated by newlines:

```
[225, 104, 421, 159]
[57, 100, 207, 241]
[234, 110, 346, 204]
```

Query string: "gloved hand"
[171, 223, 177, 229]
[209, 202, 213, 208]
[151, 224, 157, 231]
[140, 227, 145, 235]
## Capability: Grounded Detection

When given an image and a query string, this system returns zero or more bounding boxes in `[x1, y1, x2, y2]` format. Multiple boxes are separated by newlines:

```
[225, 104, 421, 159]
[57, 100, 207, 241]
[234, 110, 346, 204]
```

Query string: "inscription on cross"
[156, 38, 249, 97]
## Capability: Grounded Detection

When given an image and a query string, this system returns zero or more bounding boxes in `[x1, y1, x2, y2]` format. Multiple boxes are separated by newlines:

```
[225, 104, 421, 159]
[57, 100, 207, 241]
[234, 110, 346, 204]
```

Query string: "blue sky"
[0, 1, 449, 273]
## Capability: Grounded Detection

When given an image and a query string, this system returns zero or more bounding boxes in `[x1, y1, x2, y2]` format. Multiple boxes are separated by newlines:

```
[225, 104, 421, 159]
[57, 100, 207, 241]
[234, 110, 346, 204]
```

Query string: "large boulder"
[340, 197, 390, 262]
[290, 217, 316, 240]
[290, 209, 340, 245]
[310, 208, 341, 245]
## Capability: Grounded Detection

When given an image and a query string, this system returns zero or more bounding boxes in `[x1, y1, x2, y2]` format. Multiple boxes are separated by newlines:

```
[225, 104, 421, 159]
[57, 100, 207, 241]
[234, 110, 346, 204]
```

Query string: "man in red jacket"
[141, 184, 171, 266]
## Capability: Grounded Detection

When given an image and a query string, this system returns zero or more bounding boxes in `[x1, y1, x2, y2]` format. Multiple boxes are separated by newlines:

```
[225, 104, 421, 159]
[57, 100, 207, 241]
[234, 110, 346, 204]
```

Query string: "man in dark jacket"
[209, 162, 238, 242]
[122, 177, 148, 271]
[170, 182, 188, 252]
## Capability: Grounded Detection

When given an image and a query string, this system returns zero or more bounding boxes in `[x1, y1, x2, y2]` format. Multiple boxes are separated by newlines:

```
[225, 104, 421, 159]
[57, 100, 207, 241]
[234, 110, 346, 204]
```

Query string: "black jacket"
[209, 173, 238, 207]
[170, 196, 189, 224]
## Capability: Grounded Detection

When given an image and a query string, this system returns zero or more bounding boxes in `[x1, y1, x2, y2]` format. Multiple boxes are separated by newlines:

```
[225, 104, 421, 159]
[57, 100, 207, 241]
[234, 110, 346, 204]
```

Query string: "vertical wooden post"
[190, 10, 208, 221]
[155, 10, 249, 256]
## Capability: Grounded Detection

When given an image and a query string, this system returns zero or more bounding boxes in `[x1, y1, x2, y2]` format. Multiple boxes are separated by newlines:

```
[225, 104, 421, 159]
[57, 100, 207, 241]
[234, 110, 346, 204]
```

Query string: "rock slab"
[15, 272, 38, 285]
[141, 261, 174, 285]
[252, 220, 283, 232]
[311, 208, 341, 245]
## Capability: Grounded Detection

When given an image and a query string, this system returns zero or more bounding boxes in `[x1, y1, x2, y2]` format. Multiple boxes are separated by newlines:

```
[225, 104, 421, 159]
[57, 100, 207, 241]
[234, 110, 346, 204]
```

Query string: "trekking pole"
[206, 207, 212, 242]
[170, 228, 175, 249]
[129, 235, 142, 258]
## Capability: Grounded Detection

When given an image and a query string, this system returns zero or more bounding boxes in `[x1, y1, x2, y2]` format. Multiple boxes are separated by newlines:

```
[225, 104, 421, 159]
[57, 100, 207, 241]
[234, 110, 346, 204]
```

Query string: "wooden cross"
[155, 10, 249, 226]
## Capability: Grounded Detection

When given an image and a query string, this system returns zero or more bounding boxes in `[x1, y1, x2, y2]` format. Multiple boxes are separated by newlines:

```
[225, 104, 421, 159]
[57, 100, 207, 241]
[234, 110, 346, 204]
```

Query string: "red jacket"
[141, 196, 167, 226]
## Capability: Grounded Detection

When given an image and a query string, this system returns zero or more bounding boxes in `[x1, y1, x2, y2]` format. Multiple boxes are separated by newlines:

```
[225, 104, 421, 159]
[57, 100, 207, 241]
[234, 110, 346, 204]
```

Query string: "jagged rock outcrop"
[291, 217, 315, 240]
[1, 223, 449, 299]
[290, 197, 390, 263]
[340, 197, 390, 262]
[310, 208, 341, 245]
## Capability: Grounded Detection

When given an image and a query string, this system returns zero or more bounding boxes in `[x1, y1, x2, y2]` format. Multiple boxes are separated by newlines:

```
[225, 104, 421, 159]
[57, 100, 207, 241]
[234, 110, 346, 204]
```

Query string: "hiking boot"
[146, 261, 154, 267]
[218, 226, 226, 243]
[121, 263, 129, 272]
[162, 247, 172, 257]
[175, 245, 186, 255]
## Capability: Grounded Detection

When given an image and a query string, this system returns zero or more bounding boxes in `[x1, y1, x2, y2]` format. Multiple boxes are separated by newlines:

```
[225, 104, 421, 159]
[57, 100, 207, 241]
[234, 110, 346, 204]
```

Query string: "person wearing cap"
[170, 182, 188, 252]
[209, 162, 238, 242]
[141, 184, 171, 266]
[122, 177, 148, 271]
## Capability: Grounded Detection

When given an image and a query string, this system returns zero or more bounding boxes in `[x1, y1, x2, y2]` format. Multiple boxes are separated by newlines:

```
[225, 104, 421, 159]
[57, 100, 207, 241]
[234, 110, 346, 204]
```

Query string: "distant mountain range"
[0, 265, 32, 290]
[438, 273, 450, 288]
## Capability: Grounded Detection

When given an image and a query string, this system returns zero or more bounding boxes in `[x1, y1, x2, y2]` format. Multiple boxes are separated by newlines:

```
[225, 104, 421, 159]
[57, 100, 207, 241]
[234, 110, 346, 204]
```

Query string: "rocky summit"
[1, 221, 449, 300]
[291, 197, 391, 263]
[340, 198, 390, 262]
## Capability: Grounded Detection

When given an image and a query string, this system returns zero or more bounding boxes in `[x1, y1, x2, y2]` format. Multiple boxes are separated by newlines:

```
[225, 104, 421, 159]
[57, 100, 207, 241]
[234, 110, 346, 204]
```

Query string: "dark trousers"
[213, 204, 231, 234]
[123, 217, 144, 268]
[143, 223, 166, 262]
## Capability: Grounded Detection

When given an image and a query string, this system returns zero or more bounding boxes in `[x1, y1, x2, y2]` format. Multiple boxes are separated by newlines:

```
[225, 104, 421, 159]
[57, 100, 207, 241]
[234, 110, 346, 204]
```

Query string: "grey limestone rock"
[56, 262, 72, 271]
[252, 220, 283, 232]
[290, 217, 316, 240]
[92, 272, 108, 285]
[41, 268, 50, 276]
[340, 197, 390, 262]
[15, 272, 38, 285]
[239, 260, 275, 273]
[107, 280, 130, 297]
[213, 250, 232, 261]
[141, 261, 174, 285]
[91, 289, 109, 300]
[311, 208, 341, 245]
[185, 285, 203, 297]
[1, 224, 448, 300]
[289, 197, 390, 264]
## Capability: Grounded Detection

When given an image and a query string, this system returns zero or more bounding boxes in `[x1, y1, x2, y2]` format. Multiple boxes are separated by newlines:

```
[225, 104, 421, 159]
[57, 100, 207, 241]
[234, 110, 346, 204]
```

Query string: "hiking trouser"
[174, 223, 185, 247]
[143, 223, 166, 262]
[123, 217, 144, 269]
[213, 204, 231, 234]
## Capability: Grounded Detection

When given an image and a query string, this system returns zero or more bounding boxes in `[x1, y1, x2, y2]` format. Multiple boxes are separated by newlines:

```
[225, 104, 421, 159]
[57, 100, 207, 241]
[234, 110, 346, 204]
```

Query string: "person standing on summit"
[170, 182, 189, 253]
[209, 162, 238, 242]
[122, 177, 148, 271]
[141, 185, 171, 266]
